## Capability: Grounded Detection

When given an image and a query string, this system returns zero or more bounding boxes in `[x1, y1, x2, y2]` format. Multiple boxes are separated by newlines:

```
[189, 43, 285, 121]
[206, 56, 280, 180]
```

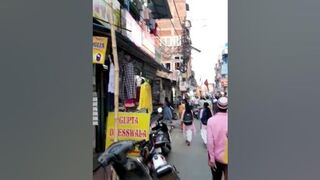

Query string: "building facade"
[92, 0, 173, 154]
[156, 0, 193, 99]
[215, 43, 228, 96]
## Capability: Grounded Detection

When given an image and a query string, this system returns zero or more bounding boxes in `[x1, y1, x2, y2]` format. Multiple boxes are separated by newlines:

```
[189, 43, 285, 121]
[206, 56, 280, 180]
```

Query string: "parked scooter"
[143, 139, 180, 180]
[150, 107, 173, 156]
[98, 139, 180, 180]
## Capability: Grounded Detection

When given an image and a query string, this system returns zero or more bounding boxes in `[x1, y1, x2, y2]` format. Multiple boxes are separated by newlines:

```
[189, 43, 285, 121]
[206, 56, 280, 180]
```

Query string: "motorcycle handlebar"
[134, 139, 150, 151]
[150, 130, 157, 135]
[104, 154, 114, 165]
[133, 139, 146, 146]
[98, 152, 115, 167]
[97, 139, 150, 169]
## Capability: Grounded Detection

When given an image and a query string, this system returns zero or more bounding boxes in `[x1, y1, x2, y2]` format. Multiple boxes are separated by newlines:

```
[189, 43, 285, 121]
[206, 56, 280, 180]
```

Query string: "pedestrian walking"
[200, 102, 213, 145]
[181, 99, 196, 146]
[178, 101, 185, 130]
[212, 94, 220, 115]
[165, 97, 174, 109]
[207, 97, 228, 180]
[163, 101, 173, 122]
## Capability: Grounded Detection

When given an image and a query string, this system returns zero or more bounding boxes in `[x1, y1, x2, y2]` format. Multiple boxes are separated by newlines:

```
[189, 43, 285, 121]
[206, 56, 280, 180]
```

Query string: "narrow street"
[92, 0, 228, 179]
[167, 119, 211, 180]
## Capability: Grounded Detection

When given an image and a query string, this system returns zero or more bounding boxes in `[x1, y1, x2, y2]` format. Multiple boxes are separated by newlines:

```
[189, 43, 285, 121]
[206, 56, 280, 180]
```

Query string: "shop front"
[93, 15, 171, 149]
[154, 71, 177, 105]
[92, 0, 172, 178]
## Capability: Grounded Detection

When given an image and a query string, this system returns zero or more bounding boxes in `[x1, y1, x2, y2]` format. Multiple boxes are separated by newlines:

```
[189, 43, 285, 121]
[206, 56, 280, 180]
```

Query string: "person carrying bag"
[200, 102, 212, 145]
[181, 99, 196, 146]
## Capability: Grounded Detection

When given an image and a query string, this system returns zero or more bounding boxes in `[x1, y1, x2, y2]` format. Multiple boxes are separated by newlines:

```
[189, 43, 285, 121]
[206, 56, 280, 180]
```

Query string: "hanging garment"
[120, 61, 136, 101]
[108, 61, 115, 93]
[138, 82, 153, 113]
[136, 86, 141, 102]
[125, 99, 136, 108]
[146, 83, 153, 113]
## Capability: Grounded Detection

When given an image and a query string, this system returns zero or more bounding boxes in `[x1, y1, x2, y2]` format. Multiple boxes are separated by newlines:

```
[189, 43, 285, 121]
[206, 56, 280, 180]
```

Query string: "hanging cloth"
[138, 82, 153, 113]
[108, 57, 115, 93]
[120, 61, 136, 101]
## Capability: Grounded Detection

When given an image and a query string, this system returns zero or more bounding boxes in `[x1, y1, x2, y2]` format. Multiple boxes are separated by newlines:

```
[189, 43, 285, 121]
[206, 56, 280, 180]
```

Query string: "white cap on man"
[217, 97, 228, 110]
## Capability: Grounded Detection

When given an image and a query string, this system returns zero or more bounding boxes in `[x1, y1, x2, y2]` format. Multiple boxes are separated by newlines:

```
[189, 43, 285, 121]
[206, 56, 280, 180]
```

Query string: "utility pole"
[107, 0, 120, 142]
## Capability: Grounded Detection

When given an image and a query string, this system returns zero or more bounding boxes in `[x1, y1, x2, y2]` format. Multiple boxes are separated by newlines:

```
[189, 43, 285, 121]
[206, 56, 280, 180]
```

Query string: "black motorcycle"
[150, 107, 173, 156]
[143, 139, 180, 180]
[98, 140, 152, 180]
[98, 139, 179, 180]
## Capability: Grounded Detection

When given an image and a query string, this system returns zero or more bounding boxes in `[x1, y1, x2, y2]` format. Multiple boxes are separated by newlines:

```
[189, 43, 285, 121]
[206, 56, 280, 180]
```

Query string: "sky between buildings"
[187, 0, 228, 84]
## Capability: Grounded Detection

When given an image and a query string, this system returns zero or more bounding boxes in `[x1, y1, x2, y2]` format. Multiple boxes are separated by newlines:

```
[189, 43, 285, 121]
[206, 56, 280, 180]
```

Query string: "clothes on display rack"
[135, 76, 144, 103]
[136, 87, 141, 102]
[103, 56, 115, 112]
[108, 56, 115, 93]
[119, 61, 137, 102]
[125, 99, 136, 108]
[138, 81, 153, 113]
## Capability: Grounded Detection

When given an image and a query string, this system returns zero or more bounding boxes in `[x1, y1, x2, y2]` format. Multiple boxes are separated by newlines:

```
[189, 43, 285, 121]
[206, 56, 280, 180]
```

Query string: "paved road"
[167, 119, 212, 180]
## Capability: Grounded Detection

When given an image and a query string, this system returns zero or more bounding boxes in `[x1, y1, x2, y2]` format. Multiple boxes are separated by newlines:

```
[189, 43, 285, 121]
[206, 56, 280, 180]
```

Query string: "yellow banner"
[93, 36, 108, 64]
[106, 112, 151, 156]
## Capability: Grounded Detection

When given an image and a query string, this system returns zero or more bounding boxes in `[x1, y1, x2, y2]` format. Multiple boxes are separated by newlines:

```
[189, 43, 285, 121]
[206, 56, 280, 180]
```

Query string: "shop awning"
[93, 18, 171, 74]
[156, 71, 178, 82]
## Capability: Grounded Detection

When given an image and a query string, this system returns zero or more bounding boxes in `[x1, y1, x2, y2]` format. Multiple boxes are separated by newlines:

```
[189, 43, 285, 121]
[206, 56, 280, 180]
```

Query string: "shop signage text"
[106, 112, 151, 156]
[93, 36, 108, 64]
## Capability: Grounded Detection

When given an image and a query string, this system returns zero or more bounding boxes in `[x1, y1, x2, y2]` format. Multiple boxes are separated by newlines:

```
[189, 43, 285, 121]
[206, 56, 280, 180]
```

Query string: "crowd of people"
[167, 93, 228, 180]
